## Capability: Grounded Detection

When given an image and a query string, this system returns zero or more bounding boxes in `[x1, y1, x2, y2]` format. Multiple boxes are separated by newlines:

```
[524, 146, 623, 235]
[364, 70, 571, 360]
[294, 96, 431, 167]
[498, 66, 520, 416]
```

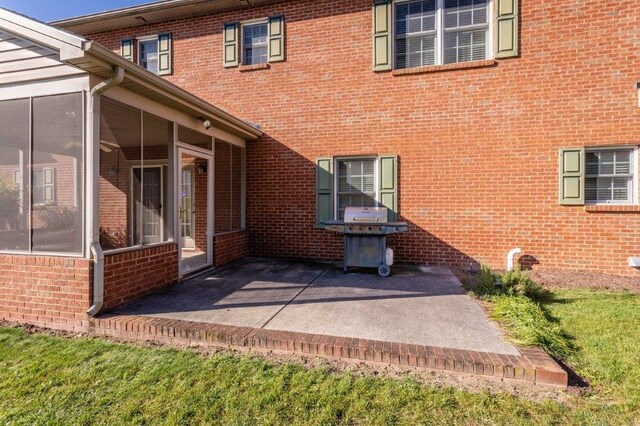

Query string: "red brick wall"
[87, 0, 640, 276]
[0, 254, 91, 331]
[103, 244, 178, 311]
[214, 231, 248, 267]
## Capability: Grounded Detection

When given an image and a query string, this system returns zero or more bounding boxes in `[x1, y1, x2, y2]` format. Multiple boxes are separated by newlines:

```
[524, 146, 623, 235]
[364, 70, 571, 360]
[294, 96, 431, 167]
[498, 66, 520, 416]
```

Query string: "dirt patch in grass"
[0, 320, 570, 404]
[529, 269, 640, 294]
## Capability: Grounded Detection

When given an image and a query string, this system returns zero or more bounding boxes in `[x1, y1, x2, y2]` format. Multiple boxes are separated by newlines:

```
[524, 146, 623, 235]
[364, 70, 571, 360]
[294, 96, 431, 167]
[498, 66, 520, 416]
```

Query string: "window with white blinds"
[395, 0, 490, 69]
[585, 149, 635, 204]
[243, 22, 268, 65]
[336, 158, 377, 220]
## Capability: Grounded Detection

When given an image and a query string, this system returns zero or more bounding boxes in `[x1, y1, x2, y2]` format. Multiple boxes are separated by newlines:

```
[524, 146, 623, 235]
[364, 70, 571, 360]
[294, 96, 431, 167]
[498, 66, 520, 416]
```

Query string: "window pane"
[99, 97, 142, 250]
[337, 159, 377, 220]
[140, 40, 158, 74]
[586, 149, 634, 204]
[31, 93, 84, 253]
[444, 29, 486, 64]
[0, 99, 30, 252]
[395, 0, 437, 69]
[243, 23, 268, 65]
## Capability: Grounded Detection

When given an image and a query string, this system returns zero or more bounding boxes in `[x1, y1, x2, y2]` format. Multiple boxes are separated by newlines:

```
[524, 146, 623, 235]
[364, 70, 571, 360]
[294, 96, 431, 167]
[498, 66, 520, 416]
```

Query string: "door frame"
[176, 146, 214, 276]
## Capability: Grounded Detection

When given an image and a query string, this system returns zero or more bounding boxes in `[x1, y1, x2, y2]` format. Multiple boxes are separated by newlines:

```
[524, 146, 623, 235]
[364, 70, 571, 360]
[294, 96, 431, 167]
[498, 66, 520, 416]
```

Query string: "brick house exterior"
[0, 0, 639, 334]
[69, 0, 640, 277]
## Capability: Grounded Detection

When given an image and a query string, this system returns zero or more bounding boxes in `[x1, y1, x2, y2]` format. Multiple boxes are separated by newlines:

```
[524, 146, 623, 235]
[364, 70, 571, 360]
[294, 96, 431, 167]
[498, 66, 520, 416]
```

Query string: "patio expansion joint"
[90, 313, 568, 388]
[258, 265, 330, 330]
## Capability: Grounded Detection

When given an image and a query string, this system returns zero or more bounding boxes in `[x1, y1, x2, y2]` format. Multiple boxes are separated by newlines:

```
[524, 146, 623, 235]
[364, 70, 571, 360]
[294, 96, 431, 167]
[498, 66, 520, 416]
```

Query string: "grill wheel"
[377, 265, 391, 278]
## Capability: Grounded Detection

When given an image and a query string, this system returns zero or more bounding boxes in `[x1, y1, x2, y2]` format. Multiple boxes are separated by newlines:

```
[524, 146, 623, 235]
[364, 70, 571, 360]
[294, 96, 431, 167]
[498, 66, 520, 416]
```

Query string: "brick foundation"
[214, 231, 248, 267]
[0, 254, 92, 331]
[103, 244, 178, 311]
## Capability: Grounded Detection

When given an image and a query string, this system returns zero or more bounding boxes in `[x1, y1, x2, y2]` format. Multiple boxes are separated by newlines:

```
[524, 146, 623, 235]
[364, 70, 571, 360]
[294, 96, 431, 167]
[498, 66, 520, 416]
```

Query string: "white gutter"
[87, 66, 125, 317]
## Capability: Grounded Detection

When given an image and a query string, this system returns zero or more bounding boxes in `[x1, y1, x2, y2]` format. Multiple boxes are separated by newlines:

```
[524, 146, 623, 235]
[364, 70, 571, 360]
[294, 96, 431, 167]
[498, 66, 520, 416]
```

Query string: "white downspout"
[87, 66, 125, 317]
[507, 248, 522, 272]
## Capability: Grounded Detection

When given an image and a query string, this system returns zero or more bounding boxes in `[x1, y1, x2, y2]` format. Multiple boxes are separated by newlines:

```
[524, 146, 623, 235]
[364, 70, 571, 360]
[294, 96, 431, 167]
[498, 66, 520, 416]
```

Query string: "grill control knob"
[394, 227, 399, 232]
[368, 226, 372, 231]
[378, 226, 383, 232]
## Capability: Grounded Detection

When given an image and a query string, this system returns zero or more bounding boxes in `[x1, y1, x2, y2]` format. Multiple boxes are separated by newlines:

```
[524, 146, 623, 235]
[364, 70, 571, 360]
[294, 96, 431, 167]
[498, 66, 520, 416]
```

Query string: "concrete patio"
[114, 258, 518, 355]
[99, 258, 568, 387]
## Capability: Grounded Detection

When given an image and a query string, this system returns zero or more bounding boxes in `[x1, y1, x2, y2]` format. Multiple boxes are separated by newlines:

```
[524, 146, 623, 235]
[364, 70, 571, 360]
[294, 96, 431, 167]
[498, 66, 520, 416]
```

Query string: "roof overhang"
[0, 7, 262, 141]
[80, 42, 263, 139]
[52, 0, 281, 35]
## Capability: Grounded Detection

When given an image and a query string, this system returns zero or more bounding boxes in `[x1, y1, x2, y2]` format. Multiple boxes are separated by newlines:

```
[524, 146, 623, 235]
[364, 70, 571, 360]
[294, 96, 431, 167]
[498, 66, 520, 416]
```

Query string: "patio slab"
[264, 265, 520, 355]
[113, 259, 326, 328]
[114, 258, 519, 356]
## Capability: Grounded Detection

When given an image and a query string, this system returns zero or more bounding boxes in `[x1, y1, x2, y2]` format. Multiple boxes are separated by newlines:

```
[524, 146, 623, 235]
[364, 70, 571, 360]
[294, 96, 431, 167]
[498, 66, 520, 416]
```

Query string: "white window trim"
[333, 156, 380, 220]
[585, 146, 638, 206]
[392, 0, 493, 69]
[137, 35, 159, 73]
[240, 18, 269, 66]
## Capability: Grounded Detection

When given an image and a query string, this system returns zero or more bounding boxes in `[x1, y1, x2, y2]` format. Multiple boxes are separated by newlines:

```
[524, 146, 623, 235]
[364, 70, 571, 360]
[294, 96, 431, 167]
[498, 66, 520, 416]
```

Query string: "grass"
[467, 266, 571, 360]
[490, 295, 572, 359]
[546, 289, 640, 409]
[1, 287, 639, 425]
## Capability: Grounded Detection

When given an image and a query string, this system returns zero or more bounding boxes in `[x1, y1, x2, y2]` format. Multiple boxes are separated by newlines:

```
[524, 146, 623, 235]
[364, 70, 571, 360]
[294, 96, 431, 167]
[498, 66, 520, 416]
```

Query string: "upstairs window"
[121, 33, 172, 75]
[585, 149, 636, 204]
[394, 0, 491, 69]
[138, 37, 159, 74]
[243, 22, 269, 65]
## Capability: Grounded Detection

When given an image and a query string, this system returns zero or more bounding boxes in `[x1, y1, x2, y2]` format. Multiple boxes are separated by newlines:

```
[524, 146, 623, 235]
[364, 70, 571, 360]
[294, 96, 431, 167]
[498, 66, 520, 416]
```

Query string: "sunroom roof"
[0, 7, 262, 141]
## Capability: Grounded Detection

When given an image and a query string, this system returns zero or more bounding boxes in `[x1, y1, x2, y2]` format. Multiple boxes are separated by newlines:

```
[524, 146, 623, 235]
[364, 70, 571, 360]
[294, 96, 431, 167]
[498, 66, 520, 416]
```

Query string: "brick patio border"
[88, 314, 568, 387]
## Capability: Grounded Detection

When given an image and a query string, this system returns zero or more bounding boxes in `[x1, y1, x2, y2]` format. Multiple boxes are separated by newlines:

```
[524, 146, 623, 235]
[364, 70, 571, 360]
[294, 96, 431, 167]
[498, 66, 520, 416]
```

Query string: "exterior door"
[178, 148, 212, 275]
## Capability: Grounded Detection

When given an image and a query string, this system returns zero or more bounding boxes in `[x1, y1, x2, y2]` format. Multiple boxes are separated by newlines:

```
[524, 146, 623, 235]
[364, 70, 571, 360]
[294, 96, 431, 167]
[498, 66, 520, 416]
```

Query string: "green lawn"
[0, 289, 638, 425]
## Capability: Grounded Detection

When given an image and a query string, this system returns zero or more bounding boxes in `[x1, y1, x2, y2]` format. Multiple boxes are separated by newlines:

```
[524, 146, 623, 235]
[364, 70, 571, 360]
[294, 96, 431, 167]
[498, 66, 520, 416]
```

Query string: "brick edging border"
[89, 314, 568, 388]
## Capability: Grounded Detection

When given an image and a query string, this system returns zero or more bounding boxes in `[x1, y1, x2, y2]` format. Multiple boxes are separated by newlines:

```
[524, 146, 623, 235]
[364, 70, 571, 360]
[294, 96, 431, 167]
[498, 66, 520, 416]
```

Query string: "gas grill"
[325, 207, 409, 277]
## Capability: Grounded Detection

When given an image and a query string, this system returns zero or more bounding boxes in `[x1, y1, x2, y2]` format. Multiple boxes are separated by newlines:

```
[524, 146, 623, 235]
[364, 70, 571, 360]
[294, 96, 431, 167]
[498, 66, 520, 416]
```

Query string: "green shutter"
[121, 38, 134, 62]
[559, 148, 585, 205]
[43, 168, 55, 203]
[373, 0, 392, 72]
[379, 155, 398, 222]
[268, 15, 285, 63]
[495, 0, 519, 58]
[158, 32, 172, 75]
[223, 22, 239, 68]
[316, 158, 334, 228]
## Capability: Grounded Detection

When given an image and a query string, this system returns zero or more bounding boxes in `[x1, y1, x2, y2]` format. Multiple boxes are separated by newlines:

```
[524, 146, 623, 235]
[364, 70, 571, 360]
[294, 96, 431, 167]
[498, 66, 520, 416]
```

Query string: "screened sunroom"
[0, 8, 261, 318]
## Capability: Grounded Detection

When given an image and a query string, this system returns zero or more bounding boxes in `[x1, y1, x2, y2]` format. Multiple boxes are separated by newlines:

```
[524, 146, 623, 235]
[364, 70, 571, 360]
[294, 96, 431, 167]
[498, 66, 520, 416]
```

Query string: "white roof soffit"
[52, 0, 280, 34]
[0, 7, 84, 60]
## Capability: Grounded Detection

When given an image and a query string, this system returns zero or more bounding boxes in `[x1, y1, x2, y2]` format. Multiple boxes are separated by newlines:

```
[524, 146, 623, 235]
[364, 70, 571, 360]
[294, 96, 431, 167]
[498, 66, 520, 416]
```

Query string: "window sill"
[584, 205, 640, 213]
[239, 63, 270, 72]
[391, 59, 498, 76]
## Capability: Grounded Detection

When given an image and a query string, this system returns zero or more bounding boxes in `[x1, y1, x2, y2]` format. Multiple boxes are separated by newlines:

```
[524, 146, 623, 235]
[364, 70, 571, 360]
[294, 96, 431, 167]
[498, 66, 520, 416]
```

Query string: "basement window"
[585, 148, 637, 204]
